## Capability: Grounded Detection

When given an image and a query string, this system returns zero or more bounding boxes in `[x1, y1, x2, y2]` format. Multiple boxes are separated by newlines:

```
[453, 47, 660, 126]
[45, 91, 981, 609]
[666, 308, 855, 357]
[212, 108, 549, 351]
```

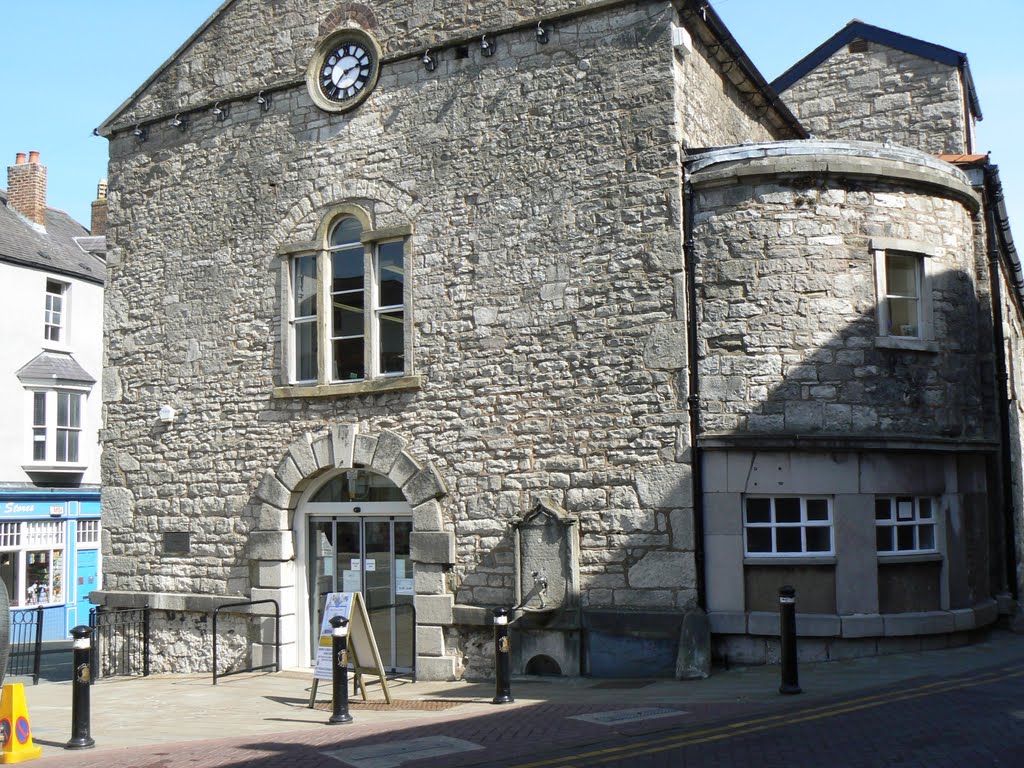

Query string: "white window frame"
[871, 237, 940, 351]
[743, 496, 834, 556]
[76, 519, 101, 548]
[0, 521, 68, 608]
[44, 279, 69, 344]
[278, 205, 416, 396]
[875, 496, 938, 554]
[25, 388, 88, 468]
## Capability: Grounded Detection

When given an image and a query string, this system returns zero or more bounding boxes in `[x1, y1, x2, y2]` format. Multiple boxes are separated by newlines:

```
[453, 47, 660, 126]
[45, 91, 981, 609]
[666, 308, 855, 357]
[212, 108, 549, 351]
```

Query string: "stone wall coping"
[698, 433, 999, 453]
[90, 590, 251, 613]
[686, 140, 980, 211]
[710, 599, 999, 638]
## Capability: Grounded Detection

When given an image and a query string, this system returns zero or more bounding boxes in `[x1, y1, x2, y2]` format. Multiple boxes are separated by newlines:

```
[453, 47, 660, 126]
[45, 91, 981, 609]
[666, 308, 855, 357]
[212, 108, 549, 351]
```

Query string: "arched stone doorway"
[250, 425, 456, 678]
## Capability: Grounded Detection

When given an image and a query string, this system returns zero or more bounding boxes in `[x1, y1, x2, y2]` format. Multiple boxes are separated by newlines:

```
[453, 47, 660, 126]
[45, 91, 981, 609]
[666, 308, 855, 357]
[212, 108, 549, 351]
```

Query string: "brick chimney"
[90, 178, 108, 236]
[6, 151, 47, 228]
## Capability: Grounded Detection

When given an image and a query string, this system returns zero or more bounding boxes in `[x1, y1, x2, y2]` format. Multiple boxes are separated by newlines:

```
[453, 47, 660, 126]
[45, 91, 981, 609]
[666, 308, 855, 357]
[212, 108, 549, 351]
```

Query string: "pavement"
[9, 628, 1024, 767]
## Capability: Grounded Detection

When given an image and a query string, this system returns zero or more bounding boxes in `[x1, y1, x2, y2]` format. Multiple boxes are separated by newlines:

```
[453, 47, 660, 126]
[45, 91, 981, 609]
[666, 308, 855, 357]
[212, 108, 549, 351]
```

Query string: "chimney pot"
[28, 150, 40, 164]
[15, 152, 26, 165]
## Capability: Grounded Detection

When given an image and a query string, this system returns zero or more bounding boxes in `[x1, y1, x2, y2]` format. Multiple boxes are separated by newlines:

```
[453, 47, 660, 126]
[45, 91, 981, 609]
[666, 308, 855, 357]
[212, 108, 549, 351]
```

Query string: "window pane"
[56, 430, 68, 462]
[33, 393, 45, 426]
[776, 527, 802, 552]
[745, 498, 770, 523]
[875, 498, 892, 521]
[68, 393, 81, 428]
[66, 431, 79, 463]
[378, 242, 405, 307]
[379, 310, 405, 374]
[775, 498, 800, 523]
[330, 217, 362, 248]
[806, 499, 829, 521]
[896, 525, 915, 551]
[746, 528, 771, 553]
[295, 321, 318, 381]
[332, 247, 364, 293]
[918, 525, 935, 550]
[293, 256, 318, 318]
[888, 298, 918, 337]
[877, 526, 893, 552]
[57, 392, 69, 427]
[886, 254, 918, 296]
[806, 526, 831, 552]
[918, 498, 932, 519]
[33, 429, 46, 461]
[333, 337, 364, 381]
[896, 498, 914, 521]
[333, 294, 364, 337]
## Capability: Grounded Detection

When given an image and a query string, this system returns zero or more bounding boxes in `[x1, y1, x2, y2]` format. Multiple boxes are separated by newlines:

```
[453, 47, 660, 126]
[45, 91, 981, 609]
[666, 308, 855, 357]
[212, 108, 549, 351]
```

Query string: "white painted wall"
[0, 260, 103, 485]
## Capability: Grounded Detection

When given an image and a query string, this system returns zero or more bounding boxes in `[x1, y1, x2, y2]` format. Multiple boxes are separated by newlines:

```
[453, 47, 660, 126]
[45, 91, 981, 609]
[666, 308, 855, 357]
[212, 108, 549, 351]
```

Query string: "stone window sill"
[273, 375, 422, 399]
[743, 555, 837, 566]
[875, 336, 939, 353]
[877, 552, 943, 564]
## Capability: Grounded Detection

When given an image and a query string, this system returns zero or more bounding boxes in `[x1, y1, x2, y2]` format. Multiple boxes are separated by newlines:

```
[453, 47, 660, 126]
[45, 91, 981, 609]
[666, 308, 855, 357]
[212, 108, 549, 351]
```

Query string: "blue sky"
[1, 1, 1021, 231]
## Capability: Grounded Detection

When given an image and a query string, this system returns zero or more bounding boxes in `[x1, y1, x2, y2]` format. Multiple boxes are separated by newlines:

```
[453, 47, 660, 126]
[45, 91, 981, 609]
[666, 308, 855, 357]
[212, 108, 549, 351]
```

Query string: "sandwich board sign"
[310, 591, 392, 705]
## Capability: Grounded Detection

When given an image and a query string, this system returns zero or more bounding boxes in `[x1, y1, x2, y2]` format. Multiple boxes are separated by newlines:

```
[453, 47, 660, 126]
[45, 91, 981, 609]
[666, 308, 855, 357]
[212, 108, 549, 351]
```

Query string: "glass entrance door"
[309, 516, 413, 672]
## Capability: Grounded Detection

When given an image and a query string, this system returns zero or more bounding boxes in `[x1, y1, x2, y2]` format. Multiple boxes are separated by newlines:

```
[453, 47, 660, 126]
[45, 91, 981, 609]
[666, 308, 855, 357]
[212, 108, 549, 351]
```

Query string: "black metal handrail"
[6, 606, 50, 684]
[90, 605, 151, 680]
[211, 599, 280, 685]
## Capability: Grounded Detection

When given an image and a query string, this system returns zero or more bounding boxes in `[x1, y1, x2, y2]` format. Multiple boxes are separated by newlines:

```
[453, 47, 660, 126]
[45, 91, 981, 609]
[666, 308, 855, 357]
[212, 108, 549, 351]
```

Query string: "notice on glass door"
[342, 570, 361, 593]
[396, 578, 414, 595]
[364, 559, 376, 571]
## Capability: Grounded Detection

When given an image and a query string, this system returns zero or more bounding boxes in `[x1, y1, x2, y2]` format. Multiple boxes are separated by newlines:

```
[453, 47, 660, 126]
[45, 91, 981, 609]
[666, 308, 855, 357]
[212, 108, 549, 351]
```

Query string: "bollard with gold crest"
[492, 607, 514, 704]
[65, 625, 95, 750]
[327, 616, 353, 725]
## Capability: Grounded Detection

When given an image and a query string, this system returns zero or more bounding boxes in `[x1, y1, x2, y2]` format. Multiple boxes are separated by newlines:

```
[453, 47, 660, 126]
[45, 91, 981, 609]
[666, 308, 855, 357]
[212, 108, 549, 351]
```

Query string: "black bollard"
[778, 585, 801, 695]
[492, 607, 514, 704]
[328, 616, 354, 724]
[65, 625, 96, 749]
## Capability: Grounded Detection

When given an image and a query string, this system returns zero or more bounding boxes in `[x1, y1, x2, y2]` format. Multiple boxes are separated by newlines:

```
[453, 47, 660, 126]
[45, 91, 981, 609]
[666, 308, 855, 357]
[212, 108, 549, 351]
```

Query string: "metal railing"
[90, 605, 151, 679]
[211, 599, 280, 685]
[6, 606, 49, 684]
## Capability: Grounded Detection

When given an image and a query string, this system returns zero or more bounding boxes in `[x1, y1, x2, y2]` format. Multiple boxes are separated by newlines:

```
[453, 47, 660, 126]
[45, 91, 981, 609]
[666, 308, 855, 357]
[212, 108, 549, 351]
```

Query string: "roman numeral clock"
[306, 27, 382, 113]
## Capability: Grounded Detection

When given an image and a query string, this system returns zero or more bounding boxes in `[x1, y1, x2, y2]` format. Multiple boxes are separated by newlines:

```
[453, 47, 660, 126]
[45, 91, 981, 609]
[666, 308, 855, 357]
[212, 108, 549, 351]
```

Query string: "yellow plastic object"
[0, 684, 43, 763]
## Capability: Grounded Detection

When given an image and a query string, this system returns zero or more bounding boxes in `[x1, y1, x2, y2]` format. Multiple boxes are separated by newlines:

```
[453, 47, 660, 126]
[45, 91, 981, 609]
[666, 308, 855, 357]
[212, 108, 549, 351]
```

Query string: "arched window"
[285, 210, 410, 390]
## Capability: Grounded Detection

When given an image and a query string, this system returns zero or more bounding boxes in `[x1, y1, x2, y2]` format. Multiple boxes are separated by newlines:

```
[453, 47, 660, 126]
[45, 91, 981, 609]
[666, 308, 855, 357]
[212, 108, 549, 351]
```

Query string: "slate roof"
[16, 350, 97, 385]
[772, 20, 982, 121]
[0, 188, 106, 285]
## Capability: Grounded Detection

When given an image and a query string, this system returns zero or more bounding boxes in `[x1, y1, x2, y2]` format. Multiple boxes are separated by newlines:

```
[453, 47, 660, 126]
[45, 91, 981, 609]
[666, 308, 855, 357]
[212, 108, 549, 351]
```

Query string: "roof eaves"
[97, 0, 238, 137]
[678, 0, 807, 140]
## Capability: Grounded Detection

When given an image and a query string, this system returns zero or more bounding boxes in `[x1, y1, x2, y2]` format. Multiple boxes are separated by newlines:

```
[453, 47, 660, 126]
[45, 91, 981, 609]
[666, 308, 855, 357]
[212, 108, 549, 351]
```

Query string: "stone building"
[1, 152, 107, 637]
[94, 0, 1022, 679]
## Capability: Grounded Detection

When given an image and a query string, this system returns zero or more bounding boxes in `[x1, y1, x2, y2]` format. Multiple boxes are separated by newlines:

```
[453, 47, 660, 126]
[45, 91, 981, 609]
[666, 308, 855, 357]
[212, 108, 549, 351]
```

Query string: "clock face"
[320, 42, 374, 103]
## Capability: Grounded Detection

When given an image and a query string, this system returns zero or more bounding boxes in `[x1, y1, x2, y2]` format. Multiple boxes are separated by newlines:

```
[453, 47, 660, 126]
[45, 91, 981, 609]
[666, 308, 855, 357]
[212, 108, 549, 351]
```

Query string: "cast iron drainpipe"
[983, 165, 1019, 601]
[684, 178, 707, 610]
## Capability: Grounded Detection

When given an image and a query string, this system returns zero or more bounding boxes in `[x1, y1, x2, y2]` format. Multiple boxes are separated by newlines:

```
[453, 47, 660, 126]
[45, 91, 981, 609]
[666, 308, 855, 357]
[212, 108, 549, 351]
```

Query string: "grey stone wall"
[780, 42, 969, 155]
[99, 1, 779, 675]
[691, 172, 985, 439]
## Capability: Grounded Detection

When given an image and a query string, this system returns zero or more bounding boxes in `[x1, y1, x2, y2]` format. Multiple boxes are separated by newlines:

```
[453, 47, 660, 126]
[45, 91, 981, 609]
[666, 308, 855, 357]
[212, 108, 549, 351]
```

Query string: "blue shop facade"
[0, 489, 101, 640]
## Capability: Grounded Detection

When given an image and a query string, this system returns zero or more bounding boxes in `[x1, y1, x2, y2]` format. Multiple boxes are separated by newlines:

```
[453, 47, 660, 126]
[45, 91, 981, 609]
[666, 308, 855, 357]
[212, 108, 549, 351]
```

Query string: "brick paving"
[19, 631, 1024, 768]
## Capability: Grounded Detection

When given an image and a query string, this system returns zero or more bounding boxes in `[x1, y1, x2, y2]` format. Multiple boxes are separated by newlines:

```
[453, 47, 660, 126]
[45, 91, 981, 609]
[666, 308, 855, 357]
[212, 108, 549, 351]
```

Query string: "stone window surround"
[871, 236, 941, 353]
[273, 203, 419, 399]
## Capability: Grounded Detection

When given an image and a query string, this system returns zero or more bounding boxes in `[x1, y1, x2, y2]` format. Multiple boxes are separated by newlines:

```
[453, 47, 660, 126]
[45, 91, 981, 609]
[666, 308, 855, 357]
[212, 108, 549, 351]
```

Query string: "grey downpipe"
[684, 180, 706, 609]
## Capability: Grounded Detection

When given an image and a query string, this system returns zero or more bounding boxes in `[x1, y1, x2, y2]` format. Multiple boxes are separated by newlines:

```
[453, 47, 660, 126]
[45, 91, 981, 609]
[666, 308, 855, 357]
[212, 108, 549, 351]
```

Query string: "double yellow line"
[511, 665, 1024, 767]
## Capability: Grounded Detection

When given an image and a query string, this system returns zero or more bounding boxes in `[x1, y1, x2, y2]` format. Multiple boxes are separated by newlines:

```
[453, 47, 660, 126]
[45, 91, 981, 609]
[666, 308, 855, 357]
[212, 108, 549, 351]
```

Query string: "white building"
[1, 151, 105, 637]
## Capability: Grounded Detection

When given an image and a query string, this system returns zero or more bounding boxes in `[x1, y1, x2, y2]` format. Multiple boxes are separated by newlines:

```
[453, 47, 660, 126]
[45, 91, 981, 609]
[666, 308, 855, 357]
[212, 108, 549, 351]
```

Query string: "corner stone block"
[416, 654, 457, 681]
[252, 587, 295, 616]
[256, 471, 292, 510]
[389, 452, 422, 490]
[331, 424, 357, 468]
[410, 531, 455, 565]
[413, 564, 446, 595]
[101, 486, 135, 528]
[257, 560, 295, 589]
[257, 503, 290, 531]
[415, 594, 454, 625]
[412, 500, 443, 532]
[371, 429, 407, 476]
[643, 321, 688, 370]
[248, 531, 295, 561]
[312, 436, 333, 469]
[628, 551, 694, 589]
[353, 434, 378, 466]
[416, 625, 445, 657]
[636, 465, 692, 510]
[403, 464, 448, 507]
[287, 434, 318, 478]
[275, 455, 303, 492]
